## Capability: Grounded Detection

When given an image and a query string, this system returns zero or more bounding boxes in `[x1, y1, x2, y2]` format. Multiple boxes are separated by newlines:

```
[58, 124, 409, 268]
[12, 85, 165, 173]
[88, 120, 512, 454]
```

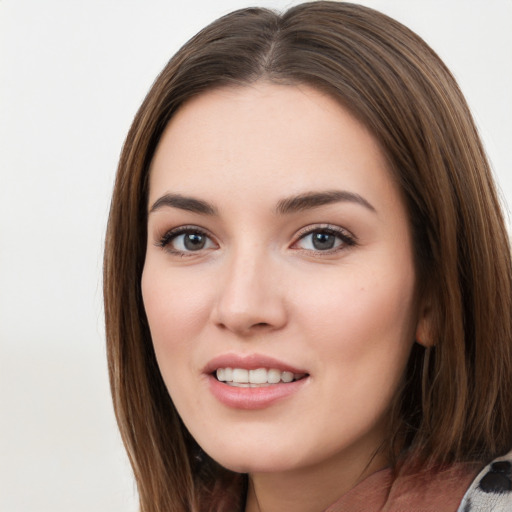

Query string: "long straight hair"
[104, 2, 512, 510]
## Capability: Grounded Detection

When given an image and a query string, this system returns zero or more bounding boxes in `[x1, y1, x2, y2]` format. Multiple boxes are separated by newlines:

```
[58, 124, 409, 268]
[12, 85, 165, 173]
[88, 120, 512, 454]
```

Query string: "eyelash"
[157, 225, 216, 256]
[156, 224, 357, 256]
[292, 224, 357, 254]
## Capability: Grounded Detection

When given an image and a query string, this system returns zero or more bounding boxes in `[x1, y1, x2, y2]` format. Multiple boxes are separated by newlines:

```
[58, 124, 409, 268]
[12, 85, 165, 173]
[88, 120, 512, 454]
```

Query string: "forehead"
[148, 83, 401, 215]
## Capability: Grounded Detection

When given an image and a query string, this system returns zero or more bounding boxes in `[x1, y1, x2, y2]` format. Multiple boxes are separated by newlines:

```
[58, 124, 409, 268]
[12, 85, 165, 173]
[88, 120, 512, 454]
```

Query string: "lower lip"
[207, 375, 308, 410]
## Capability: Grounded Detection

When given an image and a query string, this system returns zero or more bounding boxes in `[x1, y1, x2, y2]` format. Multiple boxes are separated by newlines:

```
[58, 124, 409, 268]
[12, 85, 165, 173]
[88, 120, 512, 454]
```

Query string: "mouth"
[214, 367, 308, 387]
[204, 354, 310, 409]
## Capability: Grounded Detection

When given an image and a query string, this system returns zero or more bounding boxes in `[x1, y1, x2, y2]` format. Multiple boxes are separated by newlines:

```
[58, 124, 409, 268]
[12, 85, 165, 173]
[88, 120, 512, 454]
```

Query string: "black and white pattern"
[458, 450, 512, 511]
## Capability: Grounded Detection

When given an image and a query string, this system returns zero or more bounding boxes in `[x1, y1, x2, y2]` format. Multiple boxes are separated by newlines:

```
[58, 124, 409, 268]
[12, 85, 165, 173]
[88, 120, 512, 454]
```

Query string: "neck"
[244, 450, 387, 512]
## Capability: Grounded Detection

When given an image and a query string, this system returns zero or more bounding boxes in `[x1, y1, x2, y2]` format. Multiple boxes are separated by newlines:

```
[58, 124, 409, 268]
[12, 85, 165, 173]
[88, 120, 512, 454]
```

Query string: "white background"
[1, 1, 511, 511]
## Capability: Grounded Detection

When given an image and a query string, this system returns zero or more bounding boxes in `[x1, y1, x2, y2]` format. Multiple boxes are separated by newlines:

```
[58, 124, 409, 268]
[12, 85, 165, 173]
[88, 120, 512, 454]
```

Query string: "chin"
[199, 437, 313, 475]
[213, 454, 296, 475]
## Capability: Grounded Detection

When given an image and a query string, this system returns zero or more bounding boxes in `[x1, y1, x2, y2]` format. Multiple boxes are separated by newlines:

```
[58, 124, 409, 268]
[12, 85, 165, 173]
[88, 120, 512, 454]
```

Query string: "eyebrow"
[149, 193, 218, 215]
[149, 189, 376, 216]
[275, 190, 376, 215]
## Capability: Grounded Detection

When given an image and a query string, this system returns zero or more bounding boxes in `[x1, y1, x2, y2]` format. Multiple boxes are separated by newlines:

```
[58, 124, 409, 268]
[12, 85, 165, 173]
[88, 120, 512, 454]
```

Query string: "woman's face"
[142, 83, 426, 477]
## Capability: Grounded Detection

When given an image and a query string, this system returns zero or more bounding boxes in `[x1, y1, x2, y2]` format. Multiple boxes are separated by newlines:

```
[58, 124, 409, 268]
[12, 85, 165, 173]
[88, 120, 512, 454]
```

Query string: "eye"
[293, 226, 356, 253]
[158, 227, 216, 254]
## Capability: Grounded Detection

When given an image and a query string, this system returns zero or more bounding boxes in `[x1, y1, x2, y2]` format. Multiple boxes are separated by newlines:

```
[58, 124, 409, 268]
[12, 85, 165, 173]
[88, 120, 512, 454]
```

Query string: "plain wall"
[1, 1, 511, 510]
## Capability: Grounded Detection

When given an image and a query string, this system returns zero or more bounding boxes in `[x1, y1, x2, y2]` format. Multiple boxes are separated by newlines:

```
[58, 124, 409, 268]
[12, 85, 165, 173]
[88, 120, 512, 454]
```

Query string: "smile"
[205, 354, 310, 409]
[215, 367, 307, 387]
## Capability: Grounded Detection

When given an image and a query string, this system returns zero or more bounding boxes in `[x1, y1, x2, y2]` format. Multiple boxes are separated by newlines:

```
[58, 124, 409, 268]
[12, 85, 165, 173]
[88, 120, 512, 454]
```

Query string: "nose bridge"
[212, 241, 286, 333]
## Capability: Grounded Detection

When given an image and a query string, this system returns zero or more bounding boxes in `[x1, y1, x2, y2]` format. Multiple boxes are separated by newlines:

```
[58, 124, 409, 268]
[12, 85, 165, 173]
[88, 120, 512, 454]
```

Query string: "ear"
[415, 301, 435, 348]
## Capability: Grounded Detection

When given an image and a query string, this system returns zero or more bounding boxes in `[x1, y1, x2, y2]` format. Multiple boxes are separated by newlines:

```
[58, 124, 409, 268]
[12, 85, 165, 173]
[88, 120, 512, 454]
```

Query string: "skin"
[142, 82, 430, 512]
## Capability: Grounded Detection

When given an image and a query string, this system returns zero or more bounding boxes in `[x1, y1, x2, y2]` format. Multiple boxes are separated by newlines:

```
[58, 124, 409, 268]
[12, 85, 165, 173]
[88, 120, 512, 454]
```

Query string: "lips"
[204, 353, 308, 375]
[204, 353, 310, 409]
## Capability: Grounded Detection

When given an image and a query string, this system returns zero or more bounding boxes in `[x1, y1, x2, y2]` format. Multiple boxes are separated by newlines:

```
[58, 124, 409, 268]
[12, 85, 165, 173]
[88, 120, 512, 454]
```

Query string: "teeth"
[232, 368, 249, 383]
[249, 368, 267, 384]
[281, 371, 294, 383]
[215, 367, 305, 385]
[268, 368, 281, 384]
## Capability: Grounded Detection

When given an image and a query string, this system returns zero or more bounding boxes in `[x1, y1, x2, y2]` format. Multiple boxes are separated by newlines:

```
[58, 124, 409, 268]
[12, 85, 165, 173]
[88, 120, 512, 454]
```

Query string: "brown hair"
[104, 2, 512, 510]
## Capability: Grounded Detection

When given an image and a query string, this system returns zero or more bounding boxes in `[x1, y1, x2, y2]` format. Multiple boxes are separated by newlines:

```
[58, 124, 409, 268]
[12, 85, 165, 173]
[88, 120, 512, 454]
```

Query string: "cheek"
[295, 262, 417, 369]
[288, 265, 417, 446]
[141, 263, 213, 355]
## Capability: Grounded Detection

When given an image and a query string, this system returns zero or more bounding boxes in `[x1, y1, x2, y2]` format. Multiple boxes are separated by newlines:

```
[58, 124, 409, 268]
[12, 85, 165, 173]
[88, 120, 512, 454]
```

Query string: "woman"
[103, 2, 512, 511]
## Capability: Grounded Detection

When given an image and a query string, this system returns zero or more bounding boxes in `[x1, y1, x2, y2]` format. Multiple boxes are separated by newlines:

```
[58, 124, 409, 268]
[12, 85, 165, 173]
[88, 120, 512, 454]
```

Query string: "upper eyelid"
[153, 223, 356, 249]
[290, 224, 357, 251]
[156, 225, 216, 247]
[294, 224, 356, 241]
[158, 224, 213, 238]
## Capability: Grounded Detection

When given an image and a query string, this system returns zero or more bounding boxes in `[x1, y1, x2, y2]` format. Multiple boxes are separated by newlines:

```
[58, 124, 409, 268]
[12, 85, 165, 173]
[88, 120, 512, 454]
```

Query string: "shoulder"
[457, 449, 512, 512]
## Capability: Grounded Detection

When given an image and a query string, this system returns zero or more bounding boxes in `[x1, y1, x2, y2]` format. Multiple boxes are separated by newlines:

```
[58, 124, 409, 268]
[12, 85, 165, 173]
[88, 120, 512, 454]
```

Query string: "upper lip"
[203, 353, 309, 375]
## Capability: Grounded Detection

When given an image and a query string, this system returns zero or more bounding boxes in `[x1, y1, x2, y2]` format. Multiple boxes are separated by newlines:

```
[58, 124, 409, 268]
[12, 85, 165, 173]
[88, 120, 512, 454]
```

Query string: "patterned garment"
[458, 450, 512, 511]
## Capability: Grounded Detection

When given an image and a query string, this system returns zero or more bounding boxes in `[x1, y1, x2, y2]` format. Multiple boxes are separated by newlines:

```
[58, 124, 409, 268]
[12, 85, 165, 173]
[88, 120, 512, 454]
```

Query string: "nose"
[210, 248, 288, 336]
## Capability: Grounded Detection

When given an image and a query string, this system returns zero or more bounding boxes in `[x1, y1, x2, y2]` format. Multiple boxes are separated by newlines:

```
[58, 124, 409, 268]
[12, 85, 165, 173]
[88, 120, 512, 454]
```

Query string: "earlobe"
[415, 304, 435, 347]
